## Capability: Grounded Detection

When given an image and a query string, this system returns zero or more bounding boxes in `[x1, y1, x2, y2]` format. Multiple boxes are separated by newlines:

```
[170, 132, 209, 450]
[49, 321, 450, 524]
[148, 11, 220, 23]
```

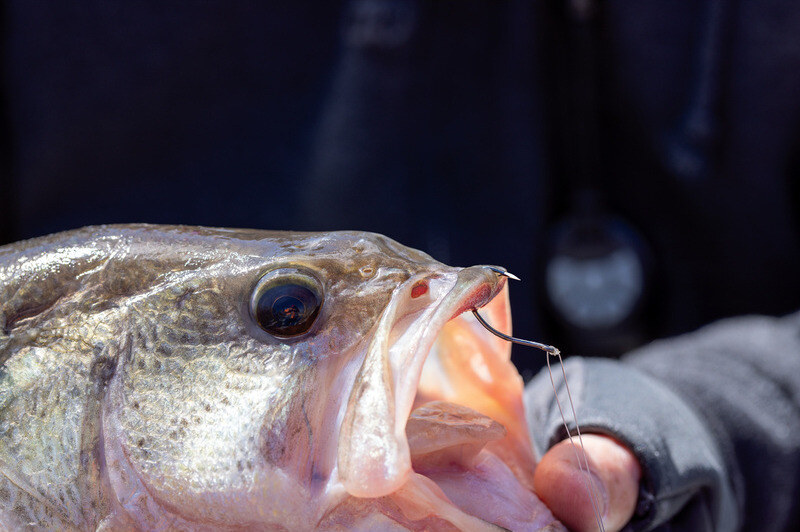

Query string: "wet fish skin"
[0, 225, 439, 527]
[0, 224, 561, 531]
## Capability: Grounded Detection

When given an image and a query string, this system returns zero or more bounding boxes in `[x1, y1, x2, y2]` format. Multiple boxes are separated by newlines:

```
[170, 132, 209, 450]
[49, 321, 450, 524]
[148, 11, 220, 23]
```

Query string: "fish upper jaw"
[335, 265, 521, 498]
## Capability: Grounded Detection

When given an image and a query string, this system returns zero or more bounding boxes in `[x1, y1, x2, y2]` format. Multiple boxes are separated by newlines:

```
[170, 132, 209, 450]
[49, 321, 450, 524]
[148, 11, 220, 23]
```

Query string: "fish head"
[1, 225, 560, 530]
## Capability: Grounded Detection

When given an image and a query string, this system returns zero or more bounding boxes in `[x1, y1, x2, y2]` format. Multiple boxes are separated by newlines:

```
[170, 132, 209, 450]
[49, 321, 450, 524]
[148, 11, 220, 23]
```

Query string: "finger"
[533, 433, 641, 532]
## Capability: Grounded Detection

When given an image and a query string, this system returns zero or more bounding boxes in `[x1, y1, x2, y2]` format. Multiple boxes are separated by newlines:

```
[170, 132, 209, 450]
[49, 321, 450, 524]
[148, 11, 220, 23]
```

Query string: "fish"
[0, 224, 565, 531]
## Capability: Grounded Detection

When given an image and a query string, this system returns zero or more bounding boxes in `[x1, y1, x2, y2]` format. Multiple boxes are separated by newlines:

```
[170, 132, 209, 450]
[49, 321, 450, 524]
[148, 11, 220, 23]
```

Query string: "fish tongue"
[406, 401, 562, 531]
[406, 401, 506, 470]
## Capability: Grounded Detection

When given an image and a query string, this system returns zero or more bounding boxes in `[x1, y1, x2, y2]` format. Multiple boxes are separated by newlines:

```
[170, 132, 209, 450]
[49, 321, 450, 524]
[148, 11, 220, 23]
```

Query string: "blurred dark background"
[1, 1, 799, 377]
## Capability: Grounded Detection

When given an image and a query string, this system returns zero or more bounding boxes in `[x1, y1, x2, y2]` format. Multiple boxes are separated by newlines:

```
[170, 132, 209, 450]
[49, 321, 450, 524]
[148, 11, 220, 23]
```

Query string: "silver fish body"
[0, 225, 562, 531]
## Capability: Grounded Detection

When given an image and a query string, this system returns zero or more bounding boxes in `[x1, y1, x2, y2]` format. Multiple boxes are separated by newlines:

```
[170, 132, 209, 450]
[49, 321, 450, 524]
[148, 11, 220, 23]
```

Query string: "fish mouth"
[336, 266, 560, 530]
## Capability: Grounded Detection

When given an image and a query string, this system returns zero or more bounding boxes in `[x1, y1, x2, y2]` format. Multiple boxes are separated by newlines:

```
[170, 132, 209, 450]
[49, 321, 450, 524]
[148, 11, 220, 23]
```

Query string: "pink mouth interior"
[406, 406, 551, 531]
[397, 296, 559, 530]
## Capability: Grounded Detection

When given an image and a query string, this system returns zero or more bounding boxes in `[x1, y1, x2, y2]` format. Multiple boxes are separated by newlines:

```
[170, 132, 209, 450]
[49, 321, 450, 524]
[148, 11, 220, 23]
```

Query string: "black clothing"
[2, 1, 799, 365]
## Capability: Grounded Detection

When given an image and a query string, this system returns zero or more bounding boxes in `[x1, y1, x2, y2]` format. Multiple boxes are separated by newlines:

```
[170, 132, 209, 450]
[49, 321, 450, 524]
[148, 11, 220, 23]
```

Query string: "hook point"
[486, 266, 521, 281]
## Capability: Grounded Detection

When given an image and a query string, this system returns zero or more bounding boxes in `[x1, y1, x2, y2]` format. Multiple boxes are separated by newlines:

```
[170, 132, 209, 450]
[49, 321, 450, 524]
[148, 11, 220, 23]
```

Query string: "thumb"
[534, 433, 641, 532]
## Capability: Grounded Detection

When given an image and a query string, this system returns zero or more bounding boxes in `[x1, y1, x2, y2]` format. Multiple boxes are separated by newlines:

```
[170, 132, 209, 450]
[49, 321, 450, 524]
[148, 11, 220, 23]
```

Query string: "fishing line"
[472, 304, 606, 532]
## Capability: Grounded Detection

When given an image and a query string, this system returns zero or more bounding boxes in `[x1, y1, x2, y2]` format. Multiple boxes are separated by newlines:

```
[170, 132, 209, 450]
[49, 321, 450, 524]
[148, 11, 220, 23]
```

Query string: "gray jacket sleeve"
[524, 312, 800, 531]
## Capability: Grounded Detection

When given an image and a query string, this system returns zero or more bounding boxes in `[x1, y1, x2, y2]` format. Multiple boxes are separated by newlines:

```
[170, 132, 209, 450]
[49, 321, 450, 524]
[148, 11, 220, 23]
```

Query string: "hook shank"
[471, 309, 560, 355]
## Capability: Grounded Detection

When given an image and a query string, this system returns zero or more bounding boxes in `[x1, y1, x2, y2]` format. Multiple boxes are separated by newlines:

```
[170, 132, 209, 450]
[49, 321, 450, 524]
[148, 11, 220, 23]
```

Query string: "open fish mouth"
[335, 266, 560, 530]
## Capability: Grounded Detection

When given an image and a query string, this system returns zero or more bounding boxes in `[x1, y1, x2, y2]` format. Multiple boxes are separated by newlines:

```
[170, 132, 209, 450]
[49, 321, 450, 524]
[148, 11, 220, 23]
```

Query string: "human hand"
[534, 434, 641, 532]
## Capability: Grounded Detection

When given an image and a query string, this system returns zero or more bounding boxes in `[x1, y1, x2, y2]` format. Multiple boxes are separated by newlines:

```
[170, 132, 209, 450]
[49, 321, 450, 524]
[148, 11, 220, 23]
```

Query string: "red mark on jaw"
[411, 280, 429, 299]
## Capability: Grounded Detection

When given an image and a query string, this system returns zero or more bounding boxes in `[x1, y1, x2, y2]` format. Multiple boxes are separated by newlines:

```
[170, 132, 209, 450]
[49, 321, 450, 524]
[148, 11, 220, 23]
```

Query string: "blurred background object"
[1, 0, 799, 376]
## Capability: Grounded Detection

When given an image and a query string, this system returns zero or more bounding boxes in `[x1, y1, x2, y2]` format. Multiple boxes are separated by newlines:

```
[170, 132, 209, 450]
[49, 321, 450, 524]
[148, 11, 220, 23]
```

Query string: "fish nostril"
[410, 280, 428, 299]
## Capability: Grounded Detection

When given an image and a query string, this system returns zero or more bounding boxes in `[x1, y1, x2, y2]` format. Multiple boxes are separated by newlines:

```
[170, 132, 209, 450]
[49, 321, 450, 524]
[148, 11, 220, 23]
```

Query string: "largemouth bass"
[0, 225, 563, 531]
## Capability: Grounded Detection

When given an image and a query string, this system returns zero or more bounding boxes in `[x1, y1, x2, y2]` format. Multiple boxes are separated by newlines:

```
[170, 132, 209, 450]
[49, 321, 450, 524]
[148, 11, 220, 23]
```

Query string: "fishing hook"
[474, 266, 556, 354]
[473, 266, 607, 532]
[471, 309, 560, 355]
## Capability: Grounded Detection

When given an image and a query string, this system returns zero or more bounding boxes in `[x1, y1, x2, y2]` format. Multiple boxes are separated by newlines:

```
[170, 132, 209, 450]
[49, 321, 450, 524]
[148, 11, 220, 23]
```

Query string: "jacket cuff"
[524, 357, 738, 531]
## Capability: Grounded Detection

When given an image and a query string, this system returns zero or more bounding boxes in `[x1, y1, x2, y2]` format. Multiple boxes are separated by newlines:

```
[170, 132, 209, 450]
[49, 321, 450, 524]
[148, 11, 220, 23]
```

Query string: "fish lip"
[390, 265, 508, 422]
[336, 265, 507, 498]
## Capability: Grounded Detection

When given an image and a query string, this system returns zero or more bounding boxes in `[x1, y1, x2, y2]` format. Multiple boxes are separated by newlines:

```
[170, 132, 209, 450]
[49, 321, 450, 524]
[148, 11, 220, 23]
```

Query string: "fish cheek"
[108, 336, 310, 518]
[257, 363, 320, 480]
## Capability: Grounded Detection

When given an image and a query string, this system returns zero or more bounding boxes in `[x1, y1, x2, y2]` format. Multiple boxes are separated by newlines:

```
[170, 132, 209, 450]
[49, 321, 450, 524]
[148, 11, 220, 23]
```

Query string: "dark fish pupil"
[273, 295, 303, 324]
[254, 282, 321, 337]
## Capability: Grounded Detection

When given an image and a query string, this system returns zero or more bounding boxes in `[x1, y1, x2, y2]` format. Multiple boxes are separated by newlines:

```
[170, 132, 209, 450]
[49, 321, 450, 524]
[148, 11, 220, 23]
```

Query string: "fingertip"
[534, 446, 606, 532]
[534, 434, 641, 532]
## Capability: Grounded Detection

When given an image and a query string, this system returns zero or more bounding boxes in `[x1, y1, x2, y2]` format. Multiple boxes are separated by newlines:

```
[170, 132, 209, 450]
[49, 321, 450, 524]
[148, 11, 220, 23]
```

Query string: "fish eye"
[250, 269, 323, 338]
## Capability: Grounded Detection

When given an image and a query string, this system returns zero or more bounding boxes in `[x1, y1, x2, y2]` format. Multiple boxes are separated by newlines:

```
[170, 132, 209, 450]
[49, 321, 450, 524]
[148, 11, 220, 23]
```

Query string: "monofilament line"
[545, 349, 606, 532]
[471, 309, 605, 532]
